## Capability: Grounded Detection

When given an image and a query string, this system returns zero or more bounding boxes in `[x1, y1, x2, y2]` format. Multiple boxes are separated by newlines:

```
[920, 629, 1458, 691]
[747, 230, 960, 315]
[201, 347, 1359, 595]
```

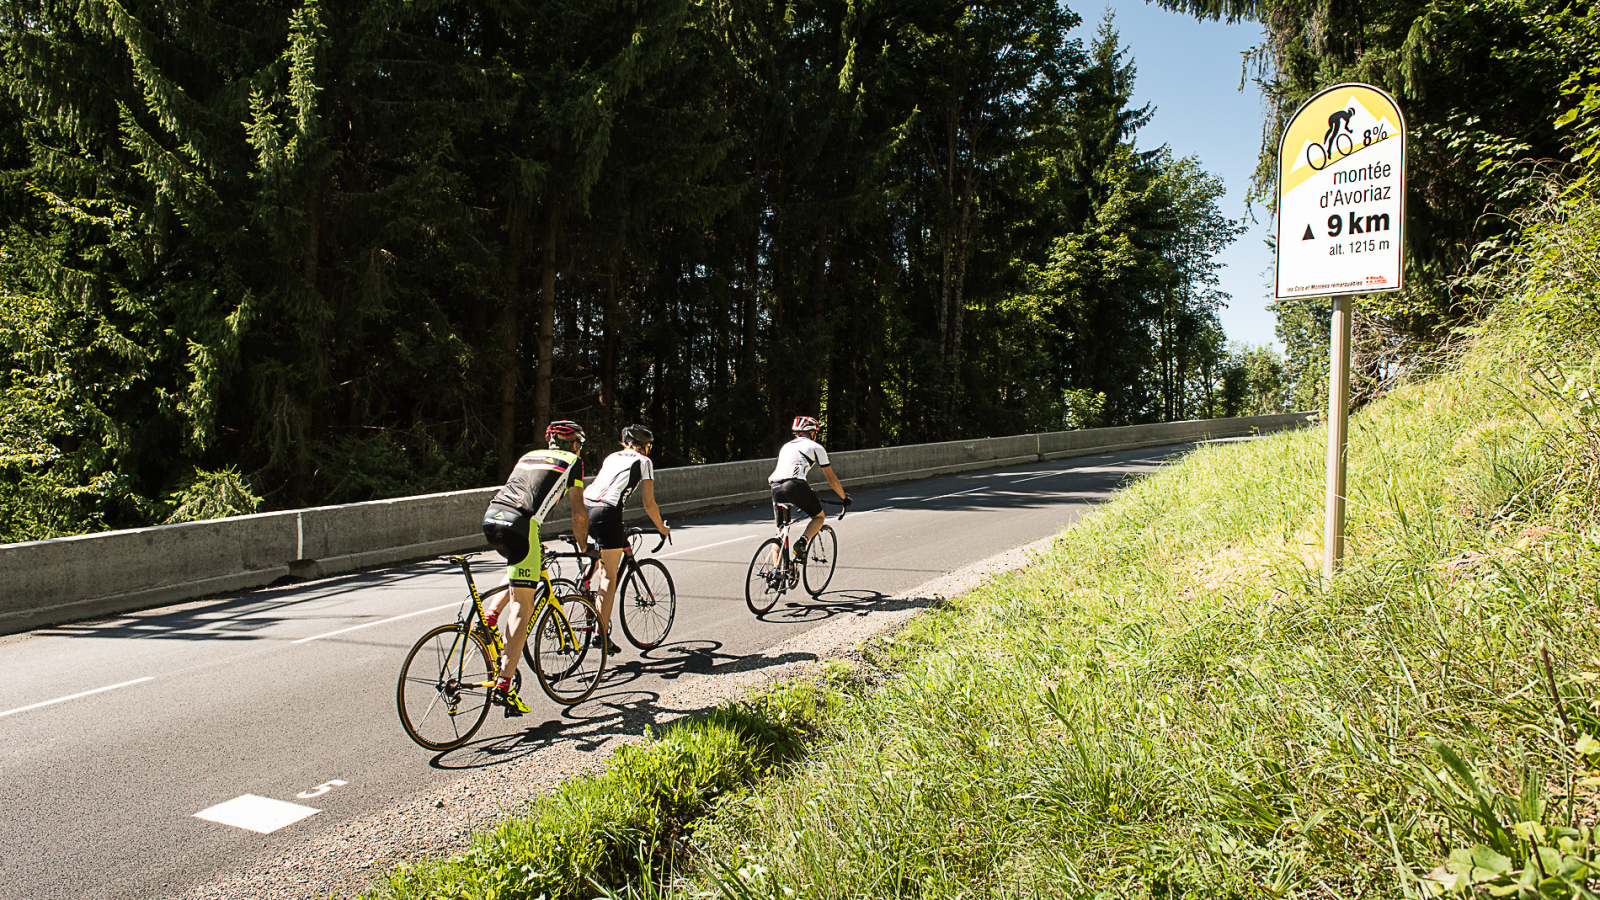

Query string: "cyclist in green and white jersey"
[479, 420, 590, 715]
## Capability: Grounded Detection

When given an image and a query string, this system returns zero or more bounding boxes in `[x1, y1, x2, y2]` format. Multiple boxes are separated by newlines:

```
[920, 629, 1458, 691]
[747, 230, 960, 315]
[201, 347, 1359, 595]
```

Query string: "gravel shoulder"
[180, 534, 1060, 900]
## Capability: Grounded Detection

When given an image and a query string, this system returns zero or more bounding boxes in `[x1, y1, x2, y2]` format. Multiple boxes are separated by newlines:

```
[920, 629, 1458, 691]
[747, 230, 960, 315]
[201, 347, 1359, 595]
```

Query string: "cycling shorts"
[769, 478, 822, 523]
[586, 502, 629, 550]
[482, 509, 544, 587]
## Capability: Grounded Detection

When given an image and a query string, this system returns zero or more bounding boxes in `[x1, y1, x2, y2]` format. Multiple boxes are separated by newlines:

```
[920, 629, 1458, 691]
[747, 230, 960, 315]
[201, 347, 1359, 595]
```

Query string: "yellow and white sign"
[1275, 83, 1405, 299]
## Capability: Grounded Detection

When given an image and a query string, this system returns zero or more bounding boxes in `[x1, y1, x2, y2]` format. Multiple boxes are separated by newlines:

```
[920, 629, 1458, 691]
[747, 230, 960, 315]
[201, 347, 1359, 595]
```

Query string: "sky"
[1069, 1, 1279, 350]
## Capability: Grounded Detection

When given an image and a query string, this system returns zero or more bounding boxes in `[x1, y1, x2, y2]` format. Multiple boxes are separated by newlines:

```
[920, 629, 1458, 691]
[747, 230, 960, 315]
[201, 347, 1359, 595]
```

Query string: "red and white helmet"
[546, 420, 585, 445]
[792, 415, 820, 434]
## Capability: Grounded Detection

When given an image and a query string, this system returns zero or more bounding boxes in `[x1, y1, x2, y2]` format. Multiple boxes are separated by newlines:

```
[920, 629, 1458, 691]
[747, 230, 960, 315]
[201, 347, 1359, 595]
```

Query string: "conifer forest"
[3, 0, 1594, 541]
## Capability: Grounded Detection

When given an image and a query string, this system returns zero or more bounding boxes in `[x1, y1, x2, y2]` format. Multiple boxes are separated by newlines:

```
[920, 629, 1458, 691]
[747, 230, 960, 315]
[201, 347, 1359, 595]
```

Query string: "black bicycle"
[745, 496, 849, 614]
[552, 526, 677, 650]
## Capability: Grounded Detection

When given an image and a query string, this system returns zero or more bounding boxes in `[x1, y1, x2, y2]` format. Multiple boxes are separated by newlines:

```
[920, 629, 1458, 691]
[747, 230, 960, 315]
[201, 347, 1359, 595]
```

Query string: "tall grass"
[657, 185, 1600, 898]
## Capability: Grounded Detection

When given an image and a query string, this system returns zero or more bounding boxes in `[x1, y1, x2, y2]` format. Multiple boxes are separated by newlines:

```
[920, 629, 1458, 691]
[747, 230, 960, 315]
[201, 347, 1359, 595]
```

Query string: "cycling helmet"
[792, 415, 820, 434]
[622, 423, 654, 446]
[546, 420, 585, 446]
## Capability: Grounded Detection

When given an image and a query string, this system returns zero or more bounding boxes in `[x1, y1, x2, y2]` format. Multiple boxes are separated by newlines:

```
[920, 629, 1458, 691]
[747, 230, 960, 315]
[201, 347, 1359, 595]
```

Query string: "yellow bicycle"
[396, 553, 607, 751]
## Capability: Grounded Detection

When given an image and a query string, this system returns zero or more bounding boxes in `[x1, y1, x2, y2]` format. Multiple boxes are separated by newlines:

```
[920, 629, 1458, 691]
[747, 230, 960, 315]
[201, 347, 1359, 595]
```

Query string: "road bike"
[552, 526, 677, 650]
[744, 496, 849, 614]
[395, 552, 606, 751]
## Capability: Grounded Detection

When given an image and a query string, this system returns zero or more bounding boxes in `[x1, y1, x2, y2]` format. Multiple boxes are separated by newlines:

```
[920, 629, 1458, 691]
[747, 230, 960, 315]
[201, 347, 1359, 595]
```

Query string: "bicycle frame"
[769, 496, 848, 567]
[551, 528, 664, 594]
[444, 555, 583, 658]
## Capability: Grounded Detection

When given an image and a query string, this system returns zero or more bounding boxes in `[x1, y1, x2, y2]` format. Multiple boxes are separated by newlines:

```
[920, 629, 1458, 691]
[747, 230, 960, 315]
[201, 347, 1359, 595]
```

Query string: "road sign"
[1273, 83, 1406, 579]
[1275, 83, 1406, 300]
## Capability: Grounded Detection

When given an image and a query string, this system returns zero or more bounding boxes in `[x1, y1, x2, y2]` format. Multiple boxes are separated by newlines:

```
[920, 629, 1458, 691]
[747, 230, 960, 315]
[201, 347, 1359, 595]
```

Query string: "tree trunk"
[534, 198, 558, 440]
[946, 159, 975, 429]
[496, 298, 518, 474]
[600, 260, 620, 442]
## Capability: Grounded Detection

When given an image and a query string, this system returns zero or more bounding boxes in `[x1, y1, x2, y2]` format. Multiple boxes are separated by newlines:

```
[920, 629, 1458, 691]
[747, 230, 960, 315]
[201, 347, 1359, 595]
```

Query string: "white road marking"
[292, 602, 460, 644]
[654, 534, 757, 559]
[297, 779, 347, 799]
[1010, 470, 1066, 484]
[194, 794, 319, 834]
[0, 677, 155, 720]
[919, 485, 993, 502]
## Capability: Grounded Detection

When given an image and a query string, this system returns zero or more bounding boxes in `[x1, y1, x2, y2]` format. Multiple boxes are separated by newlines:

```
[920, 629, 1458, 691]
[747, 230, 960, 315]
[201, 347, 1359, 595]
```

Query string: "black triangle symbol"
[1302, 224, 1315, 240]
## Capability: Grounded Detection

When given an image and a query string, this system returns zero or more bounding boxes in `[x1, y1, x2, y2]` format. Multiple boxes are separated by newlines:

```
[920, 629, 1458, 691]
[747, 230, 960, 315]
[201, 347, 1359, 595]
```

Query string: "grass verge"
[642, 186, 1600, 897]
[362, 675, 843, 900]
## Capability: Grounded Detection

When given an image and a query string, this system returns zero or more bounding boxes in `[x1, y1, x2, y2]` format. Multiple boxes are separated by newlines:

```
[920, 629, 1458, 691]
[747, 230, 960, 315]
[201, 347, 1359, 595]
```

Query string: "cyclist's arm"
[567, 484, 590, 548]
[821, 465, 847, 502]
[639, 480, 670, 538]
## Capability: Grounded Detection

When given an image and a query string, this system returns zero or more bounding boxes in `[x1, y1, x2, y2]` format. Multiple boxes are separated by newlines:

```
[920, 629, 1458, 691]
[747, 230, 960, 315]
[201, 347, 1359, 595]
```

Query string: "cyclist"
[768, 415, 849, 562]
[479, 420, 590, 716]
[583, 423, 670, 654]
[1323, 106, 1355, 154]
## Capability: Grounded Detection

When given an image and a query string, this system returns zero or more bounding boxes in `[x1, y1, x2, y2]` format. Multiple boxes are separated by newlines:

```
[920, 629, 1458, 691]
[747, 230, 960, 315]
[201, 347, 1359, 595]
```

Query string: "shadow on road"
[428, 639, 822, 770]
[754, 588, 942, 624]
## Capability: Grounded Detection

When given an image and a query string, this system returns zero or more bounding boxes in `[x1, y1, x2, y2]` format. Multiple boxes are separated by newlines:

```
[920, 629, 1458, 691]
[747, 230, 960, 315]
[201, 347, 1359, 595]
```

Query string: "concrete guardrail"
[0, 413, 1312, 634]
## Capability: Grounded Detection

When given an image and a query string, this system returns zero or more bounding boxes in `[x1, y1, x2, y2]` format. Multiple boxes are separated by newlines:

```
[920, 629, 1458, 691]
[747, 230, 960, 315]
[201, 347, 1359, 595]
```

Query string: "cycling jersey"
[768, 437, 829, 484]
[483, 449, 584, 587]
[584, 448, 653, 508]
[487, 449, 584, 524]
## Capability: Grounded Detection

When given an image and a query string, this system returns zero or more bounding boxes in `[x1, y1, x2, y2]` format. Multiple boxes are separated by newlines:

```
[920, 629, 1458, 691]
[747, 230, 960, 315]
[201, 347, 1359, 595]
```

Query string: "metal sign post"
[1322, 297, 1352, 577]
[1273, 83, 1406, 578]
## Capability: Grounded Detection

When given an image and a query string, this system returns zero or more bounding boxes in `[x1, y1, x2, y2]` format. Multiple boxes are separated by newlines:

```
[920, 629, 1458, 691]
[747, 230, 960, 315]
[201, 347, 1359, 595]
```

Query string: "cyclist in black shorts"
[768, 415, 849, 560]
[583, 424, 670, 654]
[479, 420, 590, 715]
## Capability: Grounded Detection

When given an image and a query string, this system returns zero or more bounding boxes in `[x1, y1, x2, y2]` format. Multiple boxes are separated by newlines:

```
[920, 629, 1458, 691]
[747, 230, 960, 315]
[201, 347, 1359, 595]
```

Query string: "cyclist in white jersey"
[768, 415, 849, 560]
[583, 424, 670, 653]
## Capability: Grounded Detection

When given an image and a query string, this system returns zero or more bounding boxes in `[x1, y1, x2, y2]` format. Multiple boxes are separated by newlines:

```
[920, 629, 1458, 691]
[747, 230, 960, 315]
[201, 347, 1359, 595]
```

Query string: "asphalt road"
[0, 443, 1193, 900]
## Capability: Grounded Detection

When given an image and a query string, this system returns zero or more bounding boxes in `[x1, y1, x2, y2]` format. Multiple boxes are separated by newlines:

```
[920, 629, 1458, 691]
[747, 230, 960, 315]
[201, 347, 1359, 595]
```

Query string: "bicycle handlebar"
[821, 496, 852, 519]
[551, 521, 672, 555]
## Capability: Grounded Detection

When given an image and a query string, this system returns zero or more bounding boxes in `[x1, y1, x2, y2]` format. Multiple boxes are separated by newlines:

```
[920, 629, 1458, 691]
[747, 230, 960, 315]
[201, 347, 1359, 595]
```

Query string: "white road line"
[654, 534, 756, 559]
[919, 485, 993, 502]
[849, 505, 896, 516]
[1010, 470, 1065, 484]
[0, 677, 155, 719]
[292, 601, 460, 644]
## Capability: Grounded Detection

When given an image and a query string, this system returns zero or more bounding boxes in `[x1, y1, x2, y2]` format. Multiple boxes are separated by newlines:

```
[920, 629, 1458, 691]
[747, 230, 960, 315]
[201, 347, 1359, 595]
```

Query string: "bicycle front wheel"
[802, 525, 838, 596]
[533, 592, 607, 705]
[619, 559, 676, 649]
[523, 579, 582, 671]
[397, 623, 494, 752]
[745, 538, 786, 614]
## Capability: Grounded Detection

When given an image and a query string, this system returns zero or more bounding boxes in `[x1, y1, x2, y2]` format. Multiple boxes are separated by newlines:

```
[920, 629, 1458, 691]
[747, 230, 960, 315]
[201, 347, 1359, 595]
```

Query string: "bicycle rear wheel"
[745, 538, 786, 614]
[396, 623, 494, 751]
[619, 559, 676, 649]
[801, 525, 837, 596]
[533, 592, 607, 705]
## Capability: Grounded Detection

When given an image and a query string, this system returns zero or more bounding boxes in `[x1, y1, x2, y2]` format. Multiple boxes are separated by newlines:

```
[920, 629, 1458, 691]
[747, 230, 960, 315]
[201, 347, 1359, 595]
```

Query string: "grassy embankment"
[366, 186, 1600, 899]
